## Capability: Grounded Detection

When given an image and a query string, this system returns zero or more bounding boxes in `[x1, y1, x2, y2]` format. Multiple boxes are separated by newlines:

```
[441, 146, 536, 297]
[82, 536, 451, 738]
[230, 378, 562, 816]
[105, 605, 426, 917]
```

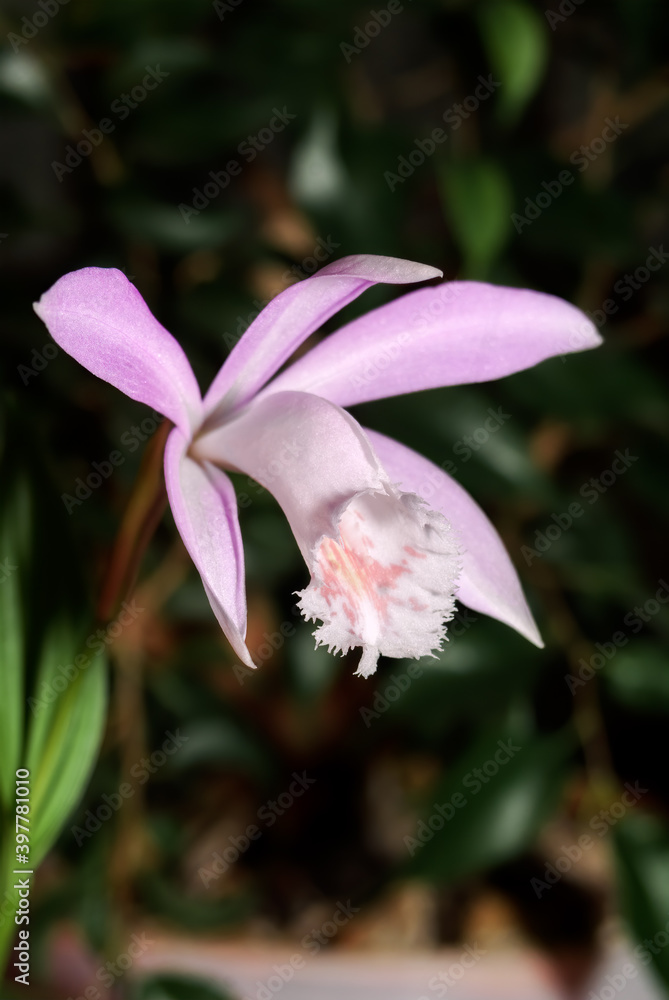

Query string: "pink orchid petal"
[203, 254, 441, 422]
[261, 281, 602, 407]
[34, 268, 203, 435]
[164, 427, 254, 667]
[194, 392, 460, 676]
[366, 429, 544, 648]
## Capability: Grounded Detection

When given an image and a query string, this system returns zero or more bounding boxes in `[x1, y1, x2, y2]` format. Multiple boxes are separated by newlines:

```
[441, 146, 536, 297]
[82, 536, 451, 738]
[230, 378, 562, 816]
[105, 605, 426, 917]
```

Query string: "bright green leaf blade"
[614, 813, 669, 992]
[0, 399, 108, 887]
[0, 398, 108, 978]
[27, 648, 106, 867]
[477, 0, 548, 125]
[24, 615, 92, 773]
[0, 468, 28, 812]
[404, 724, 574, 884]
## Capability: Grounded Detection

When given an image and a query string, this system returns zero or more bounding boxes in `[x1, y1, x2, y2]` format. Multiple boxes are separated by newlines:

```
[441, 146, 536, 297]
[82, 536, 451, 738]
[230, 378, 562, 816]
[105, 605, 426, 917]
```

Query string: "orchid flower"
[34, 255, 601, 677]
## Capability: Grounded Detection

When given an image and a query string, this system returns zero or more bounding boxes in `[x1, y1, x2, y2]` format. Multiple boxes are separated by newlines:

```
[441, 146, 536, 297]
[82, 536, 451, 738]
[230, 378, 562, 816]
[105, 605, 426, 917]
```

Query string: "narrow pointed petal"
[366, 429, 544, 648]
[194, 392, 460, 676]
[164, 428, 254, 667]
[261, 281, 602, 407]
[34, 268, 203, 435]
[203, 255, 441, 422]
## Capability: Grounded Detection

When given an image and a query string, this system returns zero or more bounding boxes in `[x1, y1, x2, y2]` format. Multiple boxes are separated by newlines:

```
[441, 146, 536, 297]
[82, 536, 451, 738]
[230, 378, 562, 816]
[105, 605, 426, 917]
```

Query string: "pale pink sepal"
[164, 427, 254, 667]
[264, 281, 602, 408]
[367, 428, 544, 648]
[34, 268, 203, 435]
[203, 254, 442, 422]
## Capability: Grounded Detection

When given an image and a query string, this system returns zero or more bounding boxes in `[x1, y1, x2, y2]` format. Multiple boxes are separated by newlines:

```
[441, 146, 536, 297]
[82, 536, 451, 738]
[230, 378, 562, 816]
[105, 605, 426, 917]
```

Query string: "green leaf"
[605, 640, 669, 714]
[477, 0, 548, 125]
[0, 448, 29, 813]
[140, 870, 256, 929]
[380, 641, 543, 741]
[405, 723, 574, 884]
[439, 159, 513, 279]
[109, 196, 245, 252]
[132, 973, 236, 1000]
[169, 716, 271, 782]
[288, 623, 341, 704]
[0, 399, 107, 975]
[614, 813, 669, 991]
[26, 643, 107, 866]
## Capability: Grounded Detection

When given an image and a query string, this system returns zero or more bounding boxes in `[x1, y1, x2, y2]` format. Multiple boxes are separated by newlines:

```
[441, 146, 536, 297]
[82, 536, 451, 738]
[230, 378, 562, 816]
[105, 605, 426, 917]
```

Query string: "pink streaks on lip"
[315, 524, 408, 632]
[403, 545, 426, 559]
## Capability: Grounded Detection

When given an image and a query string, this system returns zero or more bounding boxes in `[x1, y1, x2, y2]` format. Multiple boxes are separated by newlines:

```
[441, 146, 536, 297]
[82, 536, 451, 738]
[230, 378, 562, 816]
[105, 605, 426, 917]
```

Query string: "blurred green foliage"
[1, 0, 668, 996]
[0, 402, 107, 975]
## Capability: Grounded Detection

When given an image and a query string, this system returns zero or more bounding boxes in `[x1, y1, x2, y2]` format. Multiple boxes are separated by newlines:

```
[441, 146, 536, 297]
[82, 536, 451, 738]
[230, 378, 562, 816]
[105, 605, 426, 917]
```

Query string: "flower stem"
[96, 420, 171, 624]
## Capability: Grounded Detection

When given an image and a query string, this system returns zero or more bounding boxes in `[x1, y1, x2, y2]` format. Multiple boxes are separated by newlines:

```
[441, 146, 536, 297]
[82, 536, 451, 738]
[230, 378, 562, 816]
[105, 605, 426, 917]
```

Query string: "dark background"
[1, 0, 669, 997]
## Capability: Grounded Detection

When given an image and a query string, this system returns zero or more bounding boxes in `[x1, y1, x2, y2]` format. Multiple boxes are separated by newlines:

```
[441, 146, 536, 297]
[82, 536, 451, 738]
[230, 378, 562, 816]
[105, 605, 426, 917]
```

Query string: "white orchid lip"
[298, 484, 461, 678]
